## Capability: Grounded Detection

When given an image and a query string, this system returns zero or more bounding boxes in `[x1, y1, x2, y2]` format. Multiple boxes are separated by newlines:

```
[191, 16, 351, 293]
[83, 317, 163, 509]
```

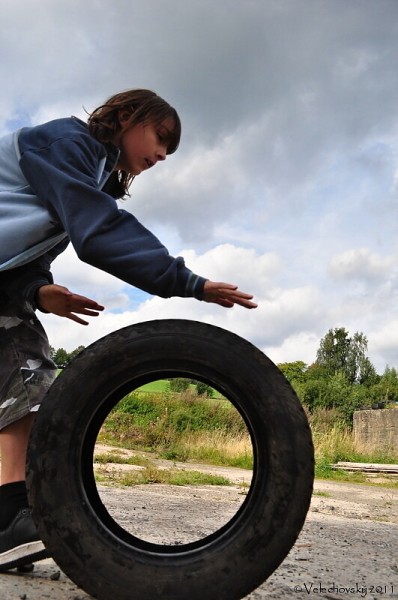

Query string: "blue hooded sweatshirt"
[0, 117, 206, 309]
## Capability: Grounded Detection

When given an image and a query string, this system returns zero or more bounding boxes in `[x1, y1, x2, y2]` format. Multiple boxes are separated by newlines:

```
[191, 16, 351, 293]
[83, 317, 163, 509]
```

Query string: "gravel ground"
[1, 463, 397, 600]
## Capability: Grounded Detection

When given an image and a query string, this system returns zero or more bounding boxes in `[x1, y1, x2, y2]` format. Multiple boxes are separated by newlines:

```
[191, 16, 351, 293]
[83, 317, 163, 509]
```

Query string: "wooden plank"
[331, 462, 398, 474]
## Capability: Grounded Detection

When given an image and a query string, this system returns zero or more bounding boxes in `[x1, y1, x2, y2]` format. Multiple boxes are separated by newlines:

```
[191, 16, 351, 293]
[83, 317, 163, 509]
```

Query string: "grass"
[97, 393, 398, 487]
[310, 408, 398, 486]
[94, 461, 231, 487]
[98, 388, 249, 469]
[159, 430, 253, 469]
[98, 426, 252, 470]
[312, 490, 331, 498]
[138, 379, 222, 397]
[138, 380, 170, 393]
[94, 452, 152, 467]
[314, 462, 398, 488]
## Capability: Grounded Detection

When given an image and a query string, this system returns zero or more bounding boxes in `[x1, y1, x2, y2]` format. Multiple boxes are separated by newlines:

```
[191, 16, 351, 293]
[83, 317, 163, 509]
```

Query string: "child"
[0, 89, 257, 571]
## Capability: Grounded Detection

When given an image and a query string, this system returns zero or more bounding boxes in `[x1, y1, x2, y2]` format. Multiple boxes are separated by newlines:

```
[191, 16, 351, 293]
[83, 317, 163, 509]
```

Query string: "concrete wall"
[353, 408, 398, 451]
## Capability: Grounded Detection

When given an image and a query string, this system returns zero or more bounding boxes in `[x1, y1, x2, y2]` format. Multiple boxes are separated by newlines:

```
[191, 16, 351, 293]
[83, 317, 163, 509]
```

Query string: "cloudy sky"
[2, 0, 398, 372]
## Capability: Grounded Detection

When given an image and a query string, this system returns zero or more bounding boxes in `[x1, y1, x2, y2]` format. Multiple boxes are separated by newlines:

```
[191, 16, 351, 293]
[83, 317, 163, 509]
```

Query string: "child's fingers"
[203, 281, 258, 309]
[67, 303, 103, 315]
[67, 293, 105, 311]
[65, 313, 89, 326]
[64, 304, 103, 320]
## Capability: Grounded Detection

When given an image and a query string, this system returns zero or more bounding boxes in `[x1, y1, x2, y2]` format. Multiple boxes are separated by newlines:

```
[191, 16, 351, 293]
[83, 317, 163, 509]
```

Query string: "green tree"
[293, 377, 328, 412]
[196, 382, 214, 397]
[168, 378, 190, 393]
[325, 371, 352, 409]
[345, 332, 376, 384]
[316, 327, 351, 377]
[68, 345, 85, 361]
[315, 327, 376, 385]
[357, 356, 378, 386]
[277, 361, 308, 384]
[369, 366, 398, 405]
[53, 348, 69, 368]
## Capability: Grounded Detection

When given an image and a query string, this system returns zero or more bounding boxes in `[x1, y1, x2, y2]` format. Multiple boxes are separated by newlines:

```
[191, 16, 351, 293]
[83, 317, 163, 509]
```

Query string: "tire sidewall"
[27, 320, 313, 600]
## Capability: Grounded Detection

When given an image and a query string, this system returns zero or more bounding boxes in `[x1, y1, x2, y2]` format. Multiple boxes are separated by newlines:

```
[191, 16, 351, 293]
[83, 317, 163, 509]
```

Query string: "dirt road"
[1, 468, 397, 599]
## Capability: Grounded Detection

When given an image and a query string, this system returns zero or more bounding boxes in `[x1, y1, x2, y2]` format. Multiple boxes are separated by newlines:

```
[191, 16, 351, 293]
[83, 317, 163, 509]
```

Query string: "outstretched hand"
[36, 284, 105, 325]
[203, 281, 257, 309]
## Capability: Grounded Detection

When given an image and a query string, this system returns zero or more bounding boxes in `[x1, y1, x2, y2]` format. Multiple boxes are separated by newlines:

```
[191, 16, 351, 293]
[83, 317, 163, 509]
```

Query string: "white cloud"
[42, 244, 323, 369]
[49, 246, 126, 303]
[2, 0, 398, 375]
[42, 244, 282, 350]
[179, 245, 280, 295]
[328, 248, 395, 283]
[263, 332, 321, 367]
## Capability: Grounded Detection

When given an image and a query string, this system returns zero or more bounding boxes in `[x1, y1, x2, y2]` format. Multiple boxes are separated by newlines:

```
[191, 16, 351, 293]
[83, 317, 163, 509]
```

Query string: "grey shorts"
[0, 302, 56, 431]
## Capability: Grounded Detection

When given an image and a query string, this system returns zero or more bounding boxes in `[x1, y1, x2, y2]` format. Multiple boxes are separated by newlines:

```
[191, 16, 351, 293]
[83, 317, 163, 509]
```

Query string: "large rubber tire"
[26, 319, 314, 600]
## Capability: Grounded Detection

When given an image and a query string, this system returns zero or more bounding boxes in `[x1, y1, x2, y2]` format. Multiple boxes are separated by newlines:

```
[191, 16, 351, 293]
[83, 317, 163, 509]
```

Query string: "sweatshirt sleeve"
[0, 256, 52, 310]
[0, 239, 70, 311]
[18, 128, 206, 300]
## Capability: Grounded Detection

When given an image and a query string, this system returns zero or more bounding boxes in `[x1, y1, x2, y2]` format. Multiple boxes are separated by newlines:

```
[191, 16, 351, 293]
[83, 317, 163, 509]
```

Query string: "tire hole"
[93, 377, 253, 545]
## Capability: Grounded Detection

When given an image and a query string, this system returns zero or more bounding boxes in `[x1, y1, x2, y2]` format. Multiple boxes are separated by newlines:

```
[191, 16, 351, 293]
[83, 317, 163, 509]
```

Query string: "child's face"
[116, 118, 173, 176]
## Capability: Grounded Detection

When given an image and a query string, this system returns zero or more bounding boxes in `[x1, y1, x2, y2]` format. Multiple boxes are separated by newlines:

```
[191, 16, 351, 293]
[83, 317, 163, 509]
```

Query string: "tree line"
[279, 327, 398, 422]
[51, 326, 398, 422]
[50, 345, 85, 368]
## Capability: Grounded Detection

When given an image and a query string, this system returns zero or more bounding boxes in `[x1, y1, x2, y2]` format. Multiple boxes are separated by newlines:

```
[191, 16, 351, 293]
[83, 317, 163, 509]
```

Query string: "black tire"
[26, 319, 314, 600]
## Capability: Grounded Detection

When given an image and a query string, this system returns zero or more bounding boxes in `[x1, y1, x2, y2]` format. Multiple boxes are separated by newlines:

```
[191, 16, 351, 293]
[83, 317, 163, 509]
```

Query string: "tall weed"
[309, 407, 398, 479]
[99, 394, 398, 474]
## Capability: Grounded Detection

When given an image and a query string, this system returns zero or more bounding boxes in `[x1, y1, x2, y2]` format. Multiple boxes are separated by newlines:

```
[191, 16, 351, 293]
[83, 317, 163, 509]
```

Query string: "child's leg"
[0, 305, 56, 436]
[0, 303, 56, 570]
[0, 413, 35, 485]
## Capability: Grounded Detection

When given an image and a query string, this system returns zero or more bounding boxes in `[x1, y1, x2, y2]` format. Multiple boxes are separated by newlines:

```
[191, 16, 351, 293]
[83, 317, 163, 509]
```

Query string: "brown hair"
[87, 89, 181, 196]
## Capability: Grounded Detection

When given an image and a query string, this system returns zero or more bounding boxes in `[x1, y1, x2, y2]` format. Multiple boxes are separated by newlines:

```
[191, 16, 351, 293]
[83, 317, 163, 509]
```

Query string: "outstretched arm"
[202, 281, 257, 309]
[36, 284, 105, 325]
[35, 281, 256, 326]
